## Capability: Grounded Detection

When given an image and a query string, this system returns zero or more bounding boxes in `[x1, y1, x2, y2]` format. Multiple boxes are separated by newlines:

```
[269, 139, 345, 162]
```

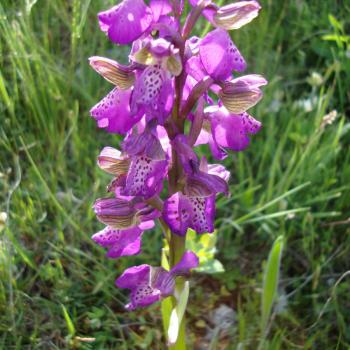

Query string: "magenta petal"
[128, 285, 160, 310]
[170, 251, 199, 276]
[242, 112, 262, 134]
[200, 28, 246, 80]
[212, 113, 249, 151]
[187, 170, 229, 196]
[152, 76, 175, 124]
[186, 56, 207, 82]
[150, 0, 172, 22]
[123, 129, 166, 160]
[207, 163, 230, 182]
[92, 226, 122, 247]
[98, 5, 118, 33]
[156, 15, 180, 38]
[163, 192, 193, 236]
[116, 265, 167, 310]
[209, 135, 227, 160]
[189, 195, 215, 234]
[123, 157, 167, 198]
[92, 226, 143, 258]
[210, 108, 261, 152]
[116, 264, 150, 289]
[107, 236, 142, 258]
[131, 65, 167, 115]
[98, 0, 153, 45]
[90, 88, 141, 134]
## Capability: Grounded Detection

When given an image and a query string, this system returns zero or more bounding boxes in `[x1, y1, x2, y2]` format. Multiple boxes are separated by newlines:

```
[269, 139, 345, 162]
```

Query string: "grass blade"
[261, 236, 284, 333]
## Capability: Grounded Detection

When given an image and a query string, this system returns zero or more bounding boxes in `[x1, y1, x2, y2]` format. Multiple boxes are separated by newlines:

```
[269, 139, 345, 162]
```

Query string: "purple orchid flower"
[162, 135, 229, 235]
[195, 106, 262, 159]
[92, 221, 154, 259]
[97, 126, 168, 199]
[116, 251, 199, 310]
[90, 36, 182, 128]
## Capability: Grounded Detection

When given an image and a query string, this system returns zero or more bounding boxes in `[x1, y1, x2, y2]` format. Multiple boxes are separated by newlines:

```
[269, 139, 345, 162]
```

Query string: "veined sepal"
[93, 197, 140, 230]
[214, 1, 261, 30]
[89, 56, 135, 90]
[97, 147, 130, 175]
[219, 74, 267, 114]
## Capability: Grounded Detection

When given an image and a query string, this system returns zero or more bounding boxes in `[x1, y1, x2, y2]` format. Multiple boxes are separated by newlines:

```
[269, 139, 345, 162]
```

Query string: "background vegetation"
[0, 0, 349, 349]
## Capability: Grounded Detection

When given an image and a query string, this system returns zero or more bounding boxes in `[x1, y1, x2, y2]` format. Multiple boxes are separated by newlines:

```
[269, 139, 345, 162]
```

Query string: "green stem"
[162, 233, 187, 350]
[161, 18, 189, 349]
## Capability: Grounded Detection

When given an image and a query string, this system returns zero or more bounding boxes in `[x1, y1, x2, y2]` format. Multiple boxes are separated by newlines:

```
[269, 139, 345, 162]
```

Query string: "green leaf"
[328, 14, 343, 32]
[161, 246, 172, 335]
[186, 229, 225, 274]
[168, 282, 190, 347]
[61, 304, 75, 337]
[261, 236, 284, 332]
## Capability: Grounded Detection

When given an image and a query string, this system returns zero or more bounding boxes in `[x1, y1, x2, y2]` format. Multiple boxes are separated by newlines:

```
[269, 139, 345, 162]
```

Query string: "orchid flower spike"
[89, 1, 266, 345]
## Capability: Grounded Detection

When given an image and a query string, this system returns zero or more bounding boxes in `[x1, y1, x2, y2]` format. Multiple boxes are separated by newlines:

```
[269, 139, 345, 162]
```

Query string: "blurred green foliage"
[0, 0, 350, 349]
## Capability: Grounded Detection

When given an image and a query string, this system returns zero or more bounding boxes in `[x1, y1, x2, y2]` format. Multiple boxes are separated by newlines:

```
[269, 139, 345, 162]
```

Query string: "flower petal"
[116, 264, 171, 310]
[107, 236, 142, 258]
[163, 192, 193, 236]
[92, 226, 143, 258]
[185, 170, 229, 196]
[116, 264, 150, 289]
[90, 88, 141, 134]
[210, 108, 261, 152]
[131, 65, 167, 116]
[149, 0, 172, 22]
[199, 28, 246, 80]
[123, 156, 167, 198]
[189, 195, 215, 234]
[98, 0, 153, 45]
[170, 251, 199, 276]
[123, 129, 166, 160]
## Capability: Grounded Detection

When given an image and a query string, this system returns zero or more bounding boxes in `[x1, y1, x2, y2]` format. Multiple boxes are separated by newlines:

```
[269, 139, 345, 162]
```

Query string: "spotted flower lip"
[130, 64, 175, 123]
[205, 106, 262, 156]
[92, 226, 143, 259]
[90, 88, 143, 134]
[92, 221, 155, 259]
[163, 135, 229, 236]
[115, 251, 199, 310]
[163, 192, 216, 235]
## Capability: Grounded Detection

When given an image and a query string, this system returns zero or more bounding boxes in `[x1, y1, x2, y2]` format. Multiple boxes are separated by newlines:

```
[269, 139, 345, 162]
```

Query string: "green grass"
[1, 0, 350, 349]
